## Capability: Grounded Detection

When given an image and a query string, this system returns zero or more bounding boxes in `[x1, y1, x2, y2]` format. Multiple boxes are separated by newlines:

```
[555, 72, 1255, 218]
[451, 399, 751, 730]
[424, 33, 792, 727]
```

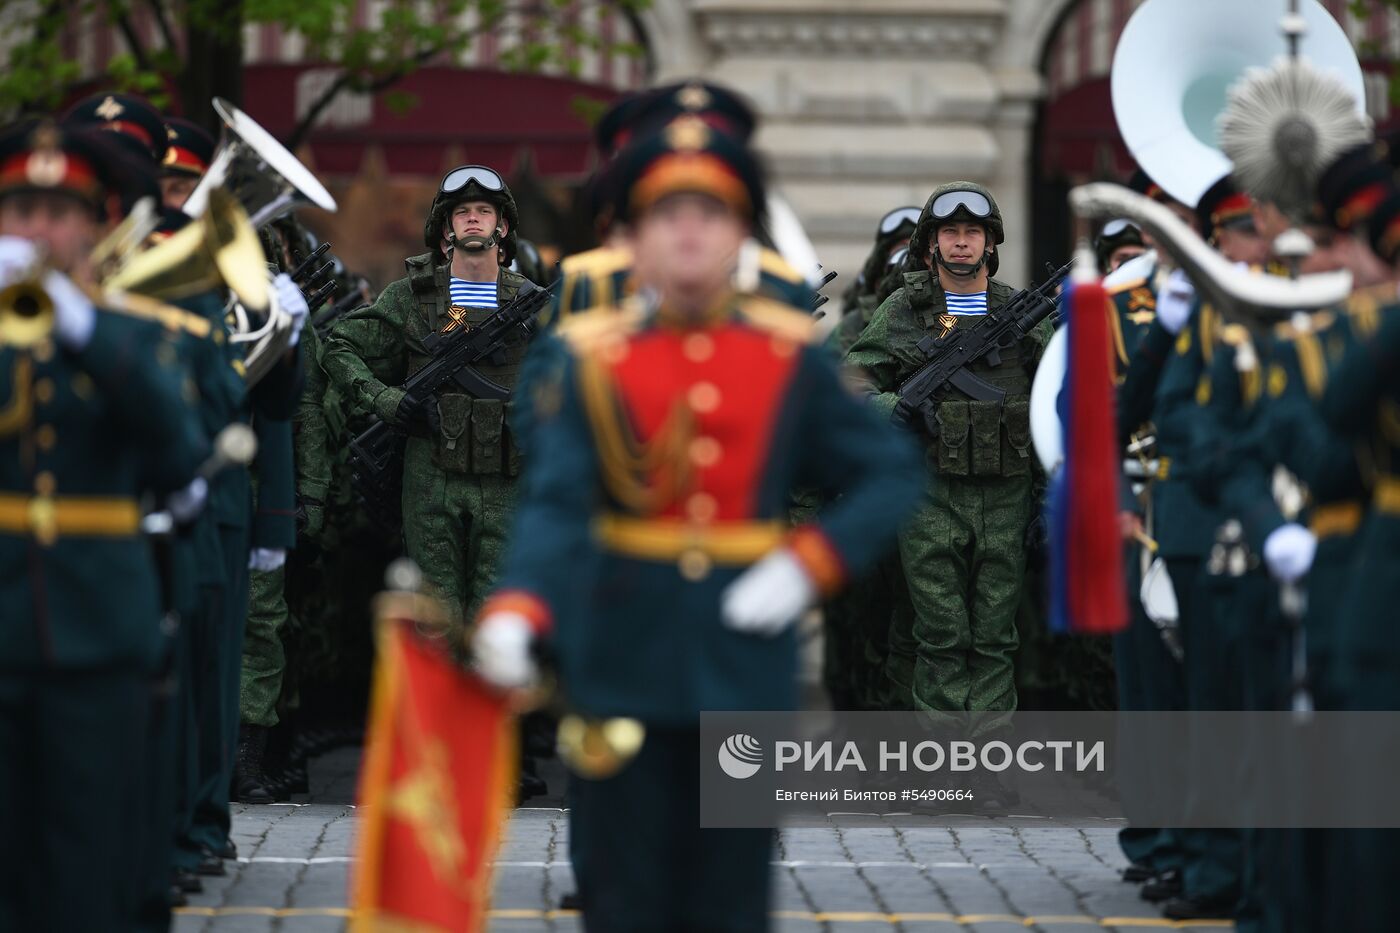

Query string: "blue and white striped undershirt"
[449, 277, 498, 309]
[945, 291, 988, 316]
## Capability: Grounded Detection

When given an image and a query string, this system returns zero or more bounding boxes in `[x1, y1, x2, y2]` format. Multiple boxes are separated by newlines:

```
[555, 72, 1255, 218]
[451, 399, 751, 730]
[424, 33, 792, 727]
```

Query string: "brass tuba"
[181, 98, 338, 385]
[183, 98, 337, 228]
[102, 189, 269, 313]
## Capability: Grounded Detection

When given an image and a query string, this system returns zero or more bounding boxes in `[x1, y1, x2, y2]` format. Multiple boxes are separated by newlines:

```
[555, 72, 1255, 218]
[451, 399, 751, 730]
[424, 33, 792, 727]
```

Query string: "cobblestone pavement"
[172, 748, 1234, 932]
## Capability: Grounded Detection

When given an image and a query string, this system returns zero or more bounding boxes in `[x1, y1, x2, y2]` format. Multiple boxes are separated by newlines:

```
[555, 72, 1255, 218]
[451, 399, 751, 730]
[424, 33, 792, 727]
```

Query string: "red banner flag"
[352, 602, 517, 933]
[1064, 274, 1128, 634]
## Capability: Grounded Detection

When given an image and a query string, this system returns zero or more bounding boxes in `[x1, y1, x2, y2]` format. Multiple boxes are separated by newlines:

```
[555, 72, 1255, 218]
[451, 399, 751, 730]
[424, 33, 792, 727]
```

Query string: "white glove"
[0, 236, 38, 285]
[1155, 269, 1196, 336]
[272, 272, 309, 347]
[166, 476, 209, 524]
[44, 269, 97, 351]
[472, 612, 539, 690]
[1263, 523, 1317, 583]
[0, 238, 97, 349]
[248, 547, 287, 572]
[721, 549, 817, 637]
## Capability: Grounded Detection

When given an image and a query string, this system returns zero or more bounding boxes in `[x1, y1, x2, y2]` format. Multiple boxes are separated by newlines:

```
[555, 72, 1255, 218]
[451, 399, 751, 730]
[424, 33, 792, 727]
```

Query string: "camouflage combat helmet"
[423, 164, 520, 266]
[909, 181, 1004, 278]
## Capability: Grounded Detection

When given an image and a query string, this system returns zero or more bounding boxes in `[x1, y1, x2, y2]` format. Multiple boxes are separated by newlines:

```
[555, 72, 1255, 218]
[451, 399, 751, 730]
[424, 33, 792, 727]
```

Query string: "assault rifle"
[349, 279, 556, 525]
[811, 268, 839, 314]
[893, 259, 1073, 432]
[312, 287, 369, 338]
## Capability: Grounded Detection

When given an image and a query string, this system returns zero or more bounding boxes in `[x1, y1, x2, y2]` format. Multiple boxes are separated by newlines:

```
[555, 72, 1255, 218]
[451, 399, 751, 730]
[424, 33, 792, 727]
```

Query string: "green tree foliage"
[0, 0, 649, 138]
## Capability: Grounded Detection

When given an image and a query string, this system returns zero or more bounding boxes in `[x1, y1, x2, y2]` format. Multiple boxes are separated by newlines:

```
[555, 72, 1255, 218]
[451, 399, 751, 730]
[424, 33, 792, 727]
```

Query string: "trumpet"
[0, 273, 55, 349]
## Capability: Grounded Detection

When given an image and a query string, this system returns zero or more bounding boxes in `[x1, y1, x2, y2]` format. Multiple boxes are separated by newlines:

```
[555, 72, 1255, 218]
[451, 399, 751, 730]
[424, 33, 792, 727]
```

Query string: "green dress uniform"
[0, 310, 205, 932]
[1215, 304, 1369, 933]
[1316, 286, 1400, 933]
[322, 257, 532, 621]
[845, 271, 1051, 712]
[1101, 254, 1187, 879]
[481, 294, 920, 931]
[120, 294, 243, 929]
[1118, 300, 1241, 908]
[185, 298, 303, 864]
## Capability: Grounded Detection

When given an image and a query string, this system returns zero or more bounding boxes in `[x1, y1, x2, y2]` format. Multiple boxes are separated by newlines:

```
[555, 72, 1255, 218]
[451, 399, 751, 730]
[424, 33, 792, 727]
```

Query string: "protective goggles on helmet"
[878, 206, 921, 236]
[1098, 218, 1141, 240]
[929, 189, 993, 222]
[439, 164, 506, 196]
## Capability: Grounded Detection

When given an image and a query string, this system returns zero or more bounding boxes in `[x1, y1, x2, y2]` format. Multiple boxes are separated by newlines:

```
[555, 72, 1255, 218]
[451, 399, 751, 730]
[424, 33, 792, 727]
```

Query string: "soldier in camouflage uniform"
[829, 207, 920, 355]
[323, 165, 533, 622]
[812, 206, 918, 710]
[845, 183, 1052, 713]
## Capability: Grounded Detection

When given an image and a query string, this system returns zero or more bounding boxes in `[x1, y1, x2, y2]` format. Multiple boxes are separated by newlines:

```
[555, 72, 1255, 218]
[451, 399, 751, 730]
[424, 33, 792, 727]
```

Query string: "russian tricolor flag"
[1046, 256, 1128, 635]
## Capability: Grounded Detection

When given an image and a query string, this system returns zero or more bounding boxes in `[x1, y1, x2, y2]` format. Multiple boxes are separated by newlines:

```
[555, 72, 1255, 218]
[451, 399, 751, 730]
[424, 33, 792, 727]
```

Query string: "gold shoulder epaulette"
[560, 245, 633, 277]
[1273, 311, 1336, 341]
[758, 247, 804, 284]
[554, 300, 645, 357]
[1343, 285, 1398, 336]
[102, 291, 212, 339]
[738, 295, 818, 345]
[1220, 323, 1252, 347]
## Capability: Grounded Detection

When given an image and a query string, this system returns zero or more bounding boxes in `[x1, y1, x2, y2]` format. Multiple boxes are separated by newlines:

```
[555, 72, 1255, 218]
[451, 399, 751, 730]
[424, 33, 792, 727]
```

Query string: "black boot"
[235, 724, 275, 804]
[1141, 869, 1183, 902]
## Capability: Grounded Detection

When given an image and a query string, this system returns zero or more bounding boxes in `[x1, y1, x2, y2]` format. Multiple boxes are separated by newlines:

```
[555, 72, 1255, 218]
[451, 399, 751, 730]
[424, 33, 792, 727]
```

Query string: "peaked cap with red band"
[589, 81, 759, 229]
[612, 116, 766, 224]
[1195, 174, 1255, 240]
[162, 117, 215, 178]
[1315, 140, 1399, 234]
[0, 119, 146, 218]
[63, 92, 169, 166]
[1128, 167, 1170, 204]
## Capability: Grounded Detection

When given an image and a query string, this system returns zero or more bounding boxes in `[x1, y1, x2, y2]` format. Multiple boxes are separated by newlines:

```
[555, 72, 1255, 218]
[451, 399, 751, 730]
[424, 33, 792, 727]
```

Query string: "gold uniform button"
[678, 548, 712, 582]
[683, 333, 715, 362]
[688, 381, 721, 413]
[686, 493, 718, 523]
[28, 497, 56, 547]
[71, 373, 93, 400]
[35, 426, 56, 451]
[32, 341, 54, 363]
[34, 471, 56, 496]
[689, 436, 722, 468]
[34, 379, 55, 404]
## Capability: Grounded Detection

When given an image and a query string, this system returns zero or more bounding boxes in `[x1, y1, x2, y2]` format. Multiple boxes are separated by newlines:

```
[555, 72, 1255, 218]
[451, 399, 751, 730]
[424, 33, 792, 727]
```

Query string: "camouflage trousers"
[825, 554, 912, 711]
[401, 440, 517, 624]
[239, 565, 288, 728]
[897, 472, 1032, 712]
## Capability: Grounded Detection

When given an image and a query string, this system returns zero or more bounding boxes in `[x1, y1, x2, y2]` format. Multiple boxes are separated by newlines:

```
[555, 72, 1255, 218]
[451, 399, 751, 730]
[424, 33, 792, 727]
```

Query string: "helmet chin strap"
[445, 226, 504, 257]
[933, 246, 990, 278]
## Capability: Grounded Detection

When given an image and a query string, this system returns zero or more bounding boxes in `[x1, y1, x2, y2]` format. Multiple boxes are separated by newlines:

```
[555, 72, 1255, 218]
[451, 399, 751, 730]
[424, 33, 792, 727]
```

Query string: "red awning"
[241, 65, 620, 180]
